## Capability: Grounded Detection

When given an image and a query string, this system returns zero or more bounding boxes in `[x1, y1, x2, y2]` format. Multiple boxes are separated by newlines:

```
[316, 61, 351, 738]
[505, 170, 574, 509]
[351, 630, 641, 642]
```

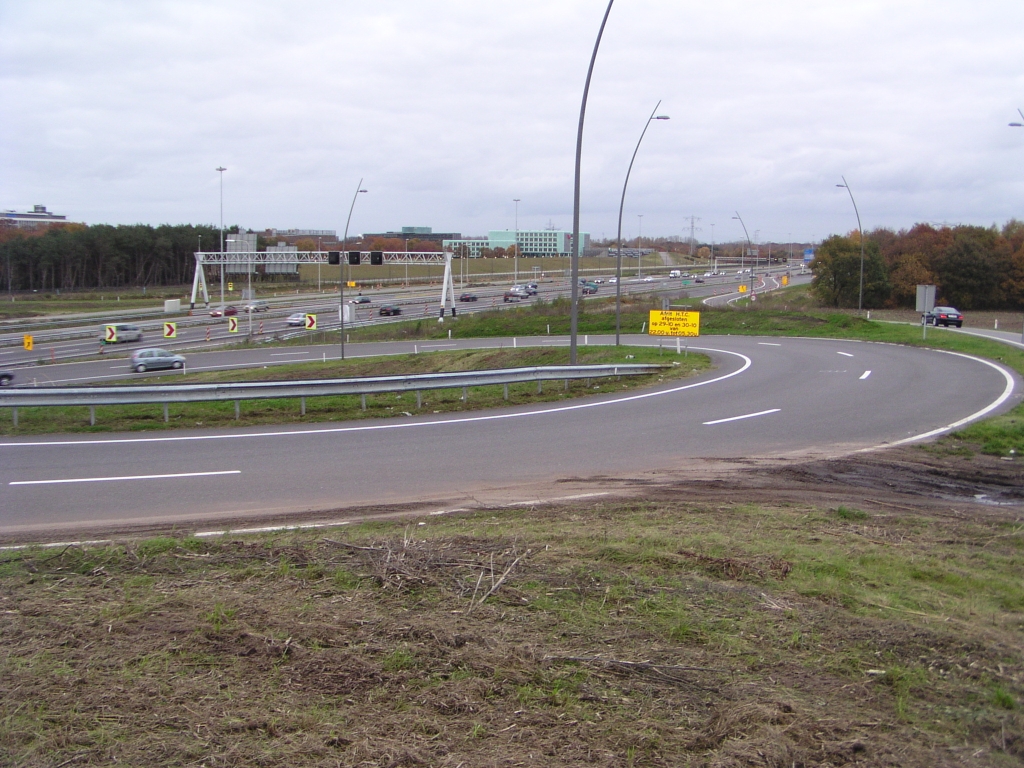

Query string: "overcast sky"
[2, 0, 1023, 244]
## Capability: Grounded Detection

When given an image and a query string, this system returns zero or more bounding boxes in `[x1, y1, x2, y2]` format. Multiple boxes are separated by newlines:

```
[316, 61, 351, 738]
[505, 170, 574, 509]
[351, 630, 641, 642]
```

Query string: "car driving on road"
[350, 295, 371, 304]
[0, 370, 14, 386]
[99, 323, 143, 344]
[210, 306, 237, 318]
[923, 306, 963, 327]
[378, 305, 402, 316]
[581, 282, 599, 295]
[130, 348, 186, 373]
[243, 300, 269, 313]
[286, 312, 307, 326]
[458, 293, 478, 302]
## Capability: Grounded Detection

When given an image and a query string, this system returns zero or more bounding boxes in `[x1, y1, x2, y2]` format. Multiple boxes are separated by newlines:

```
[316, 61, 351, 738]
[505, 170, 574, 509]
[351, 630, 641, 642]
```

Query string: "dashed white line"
[10, 470, 241, 486]
[270, 352, 311, 357]
[837, 351, 854, 357]
[703, 408, 781, 425]
[860, 370, 871, 380]
[758, 342, 781, 346]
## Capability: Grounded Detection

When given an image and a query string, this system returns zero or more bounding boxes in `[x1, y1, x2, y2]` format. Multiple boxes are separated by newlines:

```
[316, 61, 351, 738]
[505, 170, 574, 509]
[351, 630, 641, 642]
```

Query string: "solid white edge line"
[10, 470, 241, 486]
[703, 408, 780, 425]
[0, 347, 753, 447]
[860, 370, 871, 380]
[859, 350, 1017, 451]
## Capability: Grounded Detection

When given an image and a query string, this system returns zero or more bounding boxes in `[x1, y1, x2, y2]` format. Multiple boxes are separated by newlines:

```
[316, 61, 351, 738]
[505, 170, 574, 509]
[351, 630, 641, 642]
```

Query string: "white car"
[286, 312, 307, 326]
[643, 276, 655, 282]
[608, 277, 618, 284]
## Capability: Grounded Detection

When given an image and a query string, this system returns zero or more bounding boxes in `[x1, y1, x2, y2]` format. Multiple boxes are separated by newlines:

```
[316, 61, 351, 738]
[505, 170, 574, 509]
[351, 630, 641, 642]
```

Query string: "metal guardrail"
[0, 364, 666, 425]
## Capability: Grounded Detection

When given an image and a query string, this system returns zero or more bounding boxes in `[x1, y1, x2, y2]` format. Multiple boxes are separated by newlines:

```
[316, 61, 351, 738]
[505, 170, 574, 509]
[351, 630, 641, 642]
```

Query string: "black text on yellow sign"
[738, 284, 748, 293]
[648, 310, 700, 337]
[163, 322, 177, 339]
[23, 334, 34, 351]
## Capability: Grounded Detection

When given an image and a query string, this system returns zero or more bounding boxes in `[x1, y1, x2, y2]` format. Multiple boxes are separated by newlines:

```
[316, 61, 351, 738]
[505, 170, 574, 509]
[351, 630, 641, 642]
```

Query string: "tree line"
[0, 222, 230, 292]
[811, 221, 1024, 310]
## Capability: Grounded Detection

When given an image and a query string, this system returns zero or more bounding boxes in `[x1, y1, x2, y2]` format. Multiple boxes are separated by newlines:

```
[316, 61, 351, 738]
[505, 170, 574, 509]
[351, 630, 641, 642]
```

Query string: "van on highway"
[669, 269, 681, 278]
[99, 323, 143, 344]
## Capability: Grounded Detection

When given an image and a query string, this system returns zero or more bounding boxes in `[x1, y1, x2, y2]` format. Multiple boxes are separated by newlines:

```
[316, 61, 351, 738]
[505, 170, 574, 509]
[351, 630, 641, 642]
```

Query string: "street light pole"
[614, 101, 669, 344]
[637, 214, 643, 279]
[216, 166, 226, 310]
[513, 198, 520, 284]
[340, 179, 367, 360]
[570, 0, 615, 366]
[836, 176, 865, 312]
[1010, 110, 1023, 342]
[732, 213, 753, 295]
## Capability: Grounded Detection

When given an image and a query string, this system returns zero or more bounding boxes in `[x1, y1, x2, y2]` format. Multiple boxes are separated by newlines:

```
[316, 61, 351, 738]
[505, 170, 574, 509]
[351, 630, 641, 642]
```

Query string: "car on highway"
[286, 312, 308, 326]
[525, 283, 539, 294]
[130, 348, 185, 373]
[458, 293, 478, 302]
[581, 282, 599, 295]
[924, 306, 963, 327]
[503, 290, 524, 302]
[210, 306, 237, 318]
[608, 277, 618, 284]
[694, 277, 705, 283]
[642, 276, 655, 282]
[99, 323, 143, 344]
[243, 300, 269, 313]
[378, 305, 402, 316]
[349, 295, 371, 304]
[512, 284, 537, 296]
[0, 370, 13, 386]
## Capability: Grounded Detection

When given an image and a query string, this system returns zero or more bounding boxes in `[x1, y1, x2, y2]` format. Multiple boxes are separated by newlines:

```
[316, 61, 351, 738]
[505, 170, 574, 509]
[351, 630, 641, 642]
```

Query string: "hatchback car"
[924, 306, 963, 327]
[350, 295, 372, 304]
[130, 348, 186, 373]
[286, 312, 307, 326]
[378, 305, 402, 316]
[581, 283, 599, 295]
[210, 306, 237, 318]
[458, 293, 478, 302]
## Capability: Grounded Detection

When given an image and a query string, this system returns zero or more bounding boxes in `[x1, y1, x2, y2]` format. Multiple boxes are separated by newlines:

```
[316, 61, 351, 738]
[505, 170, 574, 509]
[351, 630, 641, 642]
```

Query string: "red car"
[210, 306, 238, 318]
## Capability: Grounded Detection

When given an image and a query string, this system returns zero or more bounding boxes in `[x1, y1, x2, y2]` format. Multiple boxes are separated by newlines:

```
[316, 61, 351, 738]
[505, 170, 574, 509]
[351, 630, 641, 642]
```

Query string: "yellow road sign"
[738, 284, 748, 293]
[104, 325, 117, 343]
[305, 313, 317, 330]
[648, 310, 700, 337]
[347, 281, 356, 288]
[228, 316, 238, 333]
[781, 275, 789, 286]
[163, 322, 177, 339]
[23, 334, 34, 351]
[228, 282, 234, 292]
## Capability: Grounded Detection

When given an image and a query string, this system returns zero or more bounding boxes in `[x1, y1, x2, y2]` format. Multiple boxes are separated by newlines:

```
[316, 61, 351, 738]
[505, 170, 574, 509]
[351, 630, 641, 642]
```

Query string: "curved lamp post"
[613, 100, 665, 346]
[216, 166, 226, 310]
[340, 179, 367, 360]
[569, 0, 615, 365]
[732, 212, 753, 295]
[1011, 110, 1023, 342]
[513, 198, 521, 284]
[836, 176, 865, 311]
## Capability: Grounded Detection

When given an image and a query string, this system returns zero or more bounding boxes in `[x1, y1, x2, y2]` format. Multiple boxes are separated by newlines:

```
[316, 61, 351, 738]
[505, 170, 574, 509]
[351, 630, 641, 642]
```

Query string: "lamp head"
[1010, 122, 1024, 127]
[358, 189, 367, 193]
[654, 115, 670, 120]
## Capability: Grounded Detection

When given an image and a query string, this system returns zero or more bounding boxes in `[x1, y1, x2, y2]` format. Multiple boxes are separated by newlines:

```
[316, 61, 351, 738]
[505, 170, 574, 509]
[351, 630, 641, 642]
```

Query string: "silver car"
[130, 348, 185, 373]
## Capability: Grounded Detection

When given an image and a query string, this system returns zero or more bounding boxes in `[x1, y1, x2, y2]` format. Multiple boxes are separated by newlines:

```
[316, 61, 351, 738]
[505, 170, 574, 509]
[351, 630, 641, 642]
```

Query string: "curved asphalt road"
[0, 334, 1018, 537]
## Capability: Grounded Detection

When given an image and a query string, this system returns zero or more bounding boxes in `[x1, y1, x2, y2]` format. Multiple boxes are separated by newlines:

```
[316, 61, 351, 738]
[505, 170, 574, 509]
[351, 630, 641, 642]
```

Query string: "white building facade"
[443, 230, 589, 258]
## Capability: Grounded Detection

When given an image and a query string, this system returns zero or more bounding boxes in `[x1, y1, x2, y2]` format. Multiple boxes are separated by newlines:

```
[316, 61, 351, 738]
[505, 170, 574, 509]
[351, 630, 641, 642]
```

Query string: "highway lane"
[0, 335, 1017, 536]
[0, 268, 806, 368]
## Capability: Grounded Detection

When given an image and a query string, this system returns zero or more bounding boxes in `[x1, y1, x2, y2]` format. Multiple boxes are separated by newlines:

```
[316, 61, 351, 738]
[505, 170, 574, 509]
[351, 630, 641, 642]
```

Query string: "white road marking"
[506, 492, 610, 507]
[860, 370, 871, 380]
[0, 348, 754, 447]
[10, 470, 241, 486]
[271, 352, 310, 357]
[837, 351, 854, 357]
[196, 520, 348, 537]
[757, 342, 781, 346]
[703, 408, 781, 425]
[420, 344, 457, 349]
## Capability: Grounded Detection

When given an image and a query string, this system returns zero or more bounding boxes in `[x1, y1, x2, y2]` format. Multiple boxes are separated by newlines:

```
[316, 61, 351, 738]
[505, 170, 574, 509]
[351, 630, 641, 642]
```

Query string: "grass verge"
[1, 495, 1021, 766]
[0, 345, 709, 436]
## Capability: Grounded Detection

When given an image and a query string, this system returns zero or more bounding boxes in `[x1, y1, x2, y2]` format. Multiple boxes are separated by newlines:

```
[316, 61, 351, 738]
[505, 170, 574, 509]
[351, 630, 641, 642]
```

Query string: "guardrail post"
[163, 403, 169, 423]
[503, 383, 509, 400]
[89, 406, 95, 426]
[564, 379, 568, 391]
[361, 394, 366, 411]
[234, 401, 240, 420]
[537, 380, 543, 394]
[300, 397, 306, 416]
[416, 391, 421, 409]
[462, 386, 468, 401]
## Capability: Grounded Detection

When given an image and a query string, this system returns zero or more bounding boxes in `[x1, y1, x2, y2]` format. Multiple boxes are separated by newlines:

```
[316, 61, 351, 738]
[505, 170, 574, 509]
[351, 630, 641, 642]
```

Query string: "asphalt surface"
[0, 334, 1018, 537]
